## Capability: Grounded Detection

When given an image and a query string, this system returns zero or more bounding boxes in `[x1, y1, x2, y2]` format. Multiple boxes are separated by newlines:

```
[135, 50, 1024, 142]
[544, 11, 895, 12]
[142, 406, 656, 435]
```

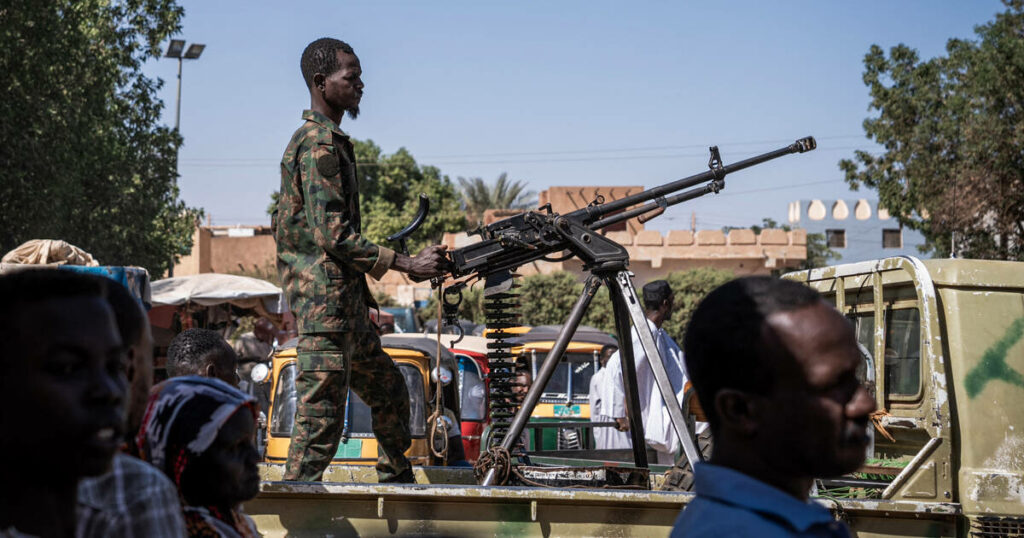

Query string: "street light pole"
[164, 39, 205, 277]
[175, 56, 183, 130]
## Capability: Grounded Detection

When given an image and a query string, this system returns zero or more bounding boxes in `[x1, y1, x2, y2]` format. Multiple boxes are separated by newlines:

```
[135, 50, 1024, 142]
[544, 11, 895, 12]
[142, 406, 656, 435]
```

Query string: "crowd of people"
[0, 269, 265, 537]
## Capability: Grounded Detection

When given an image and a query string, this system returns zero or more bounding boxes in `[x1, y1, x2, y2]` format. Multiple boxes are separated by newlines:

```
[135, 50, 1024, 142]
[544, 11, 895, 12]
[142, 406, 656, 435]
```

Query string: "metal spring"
[485, 283, 524, 451]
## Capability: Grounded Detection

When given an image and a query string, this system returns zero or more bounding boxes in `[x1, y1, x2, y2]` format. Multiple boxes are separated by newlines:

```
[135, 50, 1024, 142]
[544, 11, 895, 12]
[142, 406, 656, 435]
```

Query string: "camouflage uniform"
[275, 110, 411, 482]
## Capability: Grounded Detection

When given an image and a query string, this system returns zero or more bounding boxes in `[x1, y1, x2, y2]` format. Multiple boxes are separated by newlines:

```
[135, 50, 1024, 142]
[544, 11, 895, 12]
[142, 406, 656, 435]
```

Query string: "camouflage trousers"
[283, 331, 412, 482]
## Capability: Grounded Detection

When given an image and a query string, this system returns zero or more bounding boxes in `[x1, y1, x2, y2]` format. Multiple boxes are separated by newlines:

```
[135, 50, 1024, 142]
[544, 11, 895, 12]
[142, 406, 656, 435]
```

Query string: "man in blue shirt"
[672, 277, 876, 537]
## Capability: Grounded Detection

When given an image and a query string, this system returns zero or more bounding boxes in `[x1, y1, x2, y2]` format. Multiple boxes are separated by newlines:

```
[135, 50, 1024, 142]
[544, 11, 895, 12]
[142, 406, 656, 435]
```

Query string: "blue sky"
[146, 1, 1006, 232]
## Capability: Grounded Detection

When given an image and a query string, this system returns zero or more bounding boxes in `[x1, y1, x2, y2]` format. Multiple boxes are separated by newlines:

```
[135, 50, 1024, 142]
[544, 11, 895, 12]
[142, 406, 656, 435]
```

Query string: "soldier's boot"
[379, 467, 416, 484]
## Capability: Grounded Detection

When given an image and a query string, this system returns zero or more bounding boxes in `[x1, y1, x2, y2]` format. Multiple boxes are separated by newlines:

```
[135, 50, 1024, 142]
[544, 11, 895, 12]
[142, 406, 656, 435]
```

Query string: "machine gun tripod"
[396, 137, 818, 487]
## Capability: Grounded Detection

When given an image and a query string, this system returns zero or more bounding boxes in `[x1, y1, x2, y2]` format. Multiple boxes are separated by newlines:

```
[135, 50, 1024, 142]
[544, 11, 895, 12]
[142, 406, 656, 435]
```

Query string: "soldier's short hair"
[683, 276, 821, 429]
[167, 328, 233, 378]
[301, 37, 355, 89]
[642, 280, 673, 311]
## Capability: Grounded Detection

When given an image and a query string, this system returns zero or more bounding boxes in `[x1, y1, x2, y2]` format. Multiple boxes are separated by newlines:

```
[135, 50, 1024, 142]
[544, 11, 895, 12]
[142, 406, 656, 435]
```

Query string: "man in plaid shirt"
[76, 281, 186, 537]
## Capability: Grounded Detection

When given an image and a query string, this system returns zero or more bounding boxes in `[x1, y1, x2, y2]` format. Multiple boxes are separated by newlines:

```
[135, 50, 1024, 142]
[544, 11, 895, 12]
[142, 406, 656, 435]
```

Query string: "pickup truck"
[248, 256, 1023, 537]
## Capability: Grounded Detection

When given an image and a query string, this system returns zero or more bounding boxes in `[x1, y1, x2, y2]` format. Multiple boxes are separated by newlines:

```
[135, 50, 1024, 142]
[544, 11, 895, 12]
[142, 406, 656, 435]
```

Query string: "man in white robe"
[589, 345, 631, 449]
[607, 280, 708, 464]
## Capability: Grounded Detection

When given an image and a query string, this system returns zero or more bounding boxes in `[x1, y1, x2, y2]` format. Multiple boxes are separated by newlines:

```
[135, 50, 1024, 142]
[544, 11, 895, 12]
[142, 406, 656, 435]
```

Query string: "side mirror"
[431, 365, 453, 386]
[250, 362, 270, 383]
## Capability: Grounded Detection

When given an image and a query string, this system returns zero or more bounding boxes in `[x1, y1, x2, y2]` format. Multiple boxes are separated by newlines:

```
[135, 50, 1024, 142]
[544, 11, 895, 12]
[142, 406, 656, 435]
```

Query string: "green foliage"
[0, 0, 200, 275]
[457, 172, 535, 226]
[738, 218, 840, 270]
[354, 140, 467, 254]
[517, 272, 585, 327]
[839, 1, 1024, 260]
[660, 267, 735, 344]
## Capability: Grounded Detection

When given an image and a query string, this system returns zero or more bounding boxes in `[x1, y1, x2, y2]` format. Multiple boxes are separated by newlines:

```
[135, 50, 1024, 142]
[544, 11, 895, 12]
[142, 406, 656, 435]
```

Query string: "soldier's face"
[323, 51, 363, 119]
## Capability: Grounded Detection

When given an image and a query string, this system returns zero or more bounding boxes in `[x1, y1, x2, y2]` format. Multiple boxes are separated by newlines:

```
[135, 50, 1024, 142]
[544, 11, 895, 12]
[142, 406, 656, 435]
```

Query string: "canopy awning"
[150, 273, 288, 314]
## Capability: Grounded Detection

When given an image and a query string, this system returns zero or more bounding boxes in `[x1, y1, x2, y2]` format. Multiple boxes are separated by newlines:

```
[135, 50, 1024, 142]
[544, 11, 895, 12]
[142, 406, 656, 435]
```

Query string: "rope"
[474, 446, 512, 485]
[869, 409, 896, 442]
[427, 285, 449, 460]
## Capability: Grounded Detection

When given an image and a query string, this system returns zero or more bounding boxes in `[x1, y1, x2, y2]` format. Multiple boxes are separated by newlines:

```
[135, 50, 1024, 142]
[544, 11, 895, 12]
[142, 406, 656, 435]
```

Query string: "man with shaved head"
[671, 277, 875, 537]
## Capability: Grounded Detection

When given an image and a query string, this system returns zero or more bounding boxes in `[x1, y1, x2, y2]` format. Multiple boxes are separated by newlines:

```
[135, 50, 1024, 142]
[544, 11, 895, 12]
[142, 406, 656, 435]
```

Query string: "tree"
[355, 140, 467, 254]
[661, 267, 735, 344]
[268, 140, 467, 255]
[457, 172, 535, 226]
[0, 0, 200, 275]
[839, 1, 1024, 260]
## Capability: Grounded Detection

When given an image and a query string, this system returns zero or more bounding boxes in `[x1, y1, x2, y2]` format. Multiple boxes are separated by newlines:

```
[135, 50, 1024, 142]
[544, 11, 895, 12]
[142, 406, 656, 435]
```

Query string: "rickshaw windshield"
[270, 363, 298, 437]
[270, 362, 427, 438]
[537, 351, 597, 400]
[457, 356, 487, 421]
[347, 363, 427, 438]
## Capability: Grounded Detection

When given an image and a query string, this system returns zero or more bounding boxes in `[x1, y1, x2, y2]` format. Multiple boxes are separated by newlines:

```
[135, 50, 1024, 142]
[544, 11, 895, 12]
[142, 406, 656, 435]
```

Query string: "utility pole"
[163, 39, 206, 276]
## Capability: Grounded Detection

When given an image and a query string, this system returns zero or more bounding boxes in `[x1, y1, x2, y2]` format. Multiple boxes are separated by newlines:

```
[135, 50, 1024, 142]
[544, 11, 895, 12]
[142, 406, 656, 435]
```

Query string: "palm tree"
[457, 172, 535, 226]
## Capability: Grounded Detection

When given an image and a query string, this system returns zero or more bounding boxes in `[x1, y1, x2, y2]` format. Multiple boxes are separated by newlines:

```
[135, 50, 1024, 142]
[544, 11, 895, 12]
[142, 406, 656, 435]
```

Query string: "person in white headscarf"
[606, 280, 707, 465]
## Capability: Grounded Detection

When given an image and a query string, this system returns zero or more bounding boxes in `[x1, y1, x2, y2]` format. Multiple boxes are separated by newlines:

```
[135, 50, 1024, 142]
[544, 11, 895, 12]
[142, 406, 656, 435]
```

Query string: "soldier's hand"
[393, 244, 449, 279]
[615, 417, 630, 432]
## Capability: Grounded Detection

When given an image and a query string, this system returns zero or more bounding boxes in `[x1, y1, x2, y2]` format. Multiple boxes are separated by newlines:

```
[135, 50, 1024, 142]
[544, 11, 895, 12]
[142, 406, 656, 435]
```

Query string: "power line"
[178, 133, 873, 165]
[179, 146, 876, 168]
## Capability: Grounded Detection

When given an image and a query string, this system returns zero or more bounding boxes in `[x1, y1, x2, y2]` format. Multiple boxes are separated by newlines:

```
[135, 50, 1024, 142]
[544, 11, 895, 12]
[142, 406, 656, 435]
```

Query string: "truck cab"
[784, 256, 1024, 535]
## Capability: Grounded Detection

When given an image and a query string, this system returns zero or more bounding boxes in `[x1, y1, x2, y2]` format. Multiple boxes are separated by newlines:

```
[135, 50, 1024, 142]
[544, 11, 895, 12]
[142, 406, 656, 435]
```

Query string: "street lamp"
[164, 39, 205, 277]
[165, 39, 206, 130]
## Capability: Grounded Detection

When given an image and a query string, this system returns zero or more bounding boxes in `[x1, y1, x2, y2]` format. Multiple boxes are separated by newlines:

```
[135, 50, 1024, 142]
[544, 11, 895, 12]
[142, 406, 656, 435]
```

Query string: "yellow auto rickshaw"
[507, 325, 618, 451]
[263, 334, 461, 466]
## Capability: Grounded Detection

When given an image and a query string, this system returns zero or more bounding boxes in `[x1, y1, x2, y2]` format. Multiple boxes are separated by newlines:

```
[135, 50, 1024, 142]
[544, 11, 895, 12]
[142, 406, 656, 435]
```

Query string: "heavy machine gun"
[394, 137, 817, 487]
[449, 137, 816, 279]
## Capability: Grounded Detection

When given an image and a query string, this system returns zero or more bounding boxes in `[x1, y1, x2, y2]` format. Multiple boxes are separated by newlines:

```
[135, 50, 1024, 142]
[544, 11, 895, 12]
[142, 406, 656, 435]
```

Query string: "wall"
[788, 199, 929, 263]
[171, 225, 276, 278]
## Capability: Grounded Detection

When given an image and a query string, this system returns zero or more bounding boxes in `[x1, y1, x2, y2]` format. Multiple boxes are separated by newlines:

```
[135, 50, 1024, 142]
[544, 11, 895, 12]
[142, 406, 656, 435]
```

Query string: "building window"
[825, 229, 846, 248]
[882, 229, 902, 249]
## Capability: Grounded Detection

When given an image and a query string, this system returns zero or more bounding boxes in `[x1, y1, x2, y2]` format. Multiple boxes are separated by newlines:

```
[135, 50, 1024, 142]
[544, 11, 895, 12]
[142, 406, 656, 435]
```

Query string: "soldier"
[276, 37, 448, 483]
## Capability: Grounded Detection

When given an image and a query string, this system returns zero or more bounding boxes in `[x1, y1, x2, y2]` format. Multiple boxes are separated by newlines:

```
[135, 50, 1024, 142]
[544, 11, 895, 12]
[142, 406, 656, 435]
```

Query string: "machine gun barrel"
[590, 180, 722, 230]
[571, 136, 816, 226]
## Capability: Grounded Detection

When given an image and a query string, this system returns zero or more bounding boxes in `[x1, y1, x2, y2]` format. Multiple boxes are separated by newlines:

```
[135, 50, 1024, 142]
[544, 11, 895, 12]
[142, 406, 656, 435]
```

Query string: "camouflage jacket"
[275, 110, 395, 334]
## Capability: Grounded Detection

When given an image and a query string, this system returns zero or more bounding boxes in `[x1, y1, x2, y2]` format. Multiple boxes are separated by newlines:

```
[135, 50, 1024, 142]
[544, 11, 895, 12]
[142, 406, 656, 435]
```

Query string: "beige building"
[172, 225, 276, 278]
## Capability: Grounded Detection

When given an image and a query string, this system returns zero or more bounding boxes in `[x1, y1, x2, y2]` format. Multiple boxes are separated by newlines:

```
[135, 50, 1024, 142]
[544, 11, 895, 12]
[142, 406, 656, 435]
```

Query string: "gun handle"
[637, 206, 665, 224]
